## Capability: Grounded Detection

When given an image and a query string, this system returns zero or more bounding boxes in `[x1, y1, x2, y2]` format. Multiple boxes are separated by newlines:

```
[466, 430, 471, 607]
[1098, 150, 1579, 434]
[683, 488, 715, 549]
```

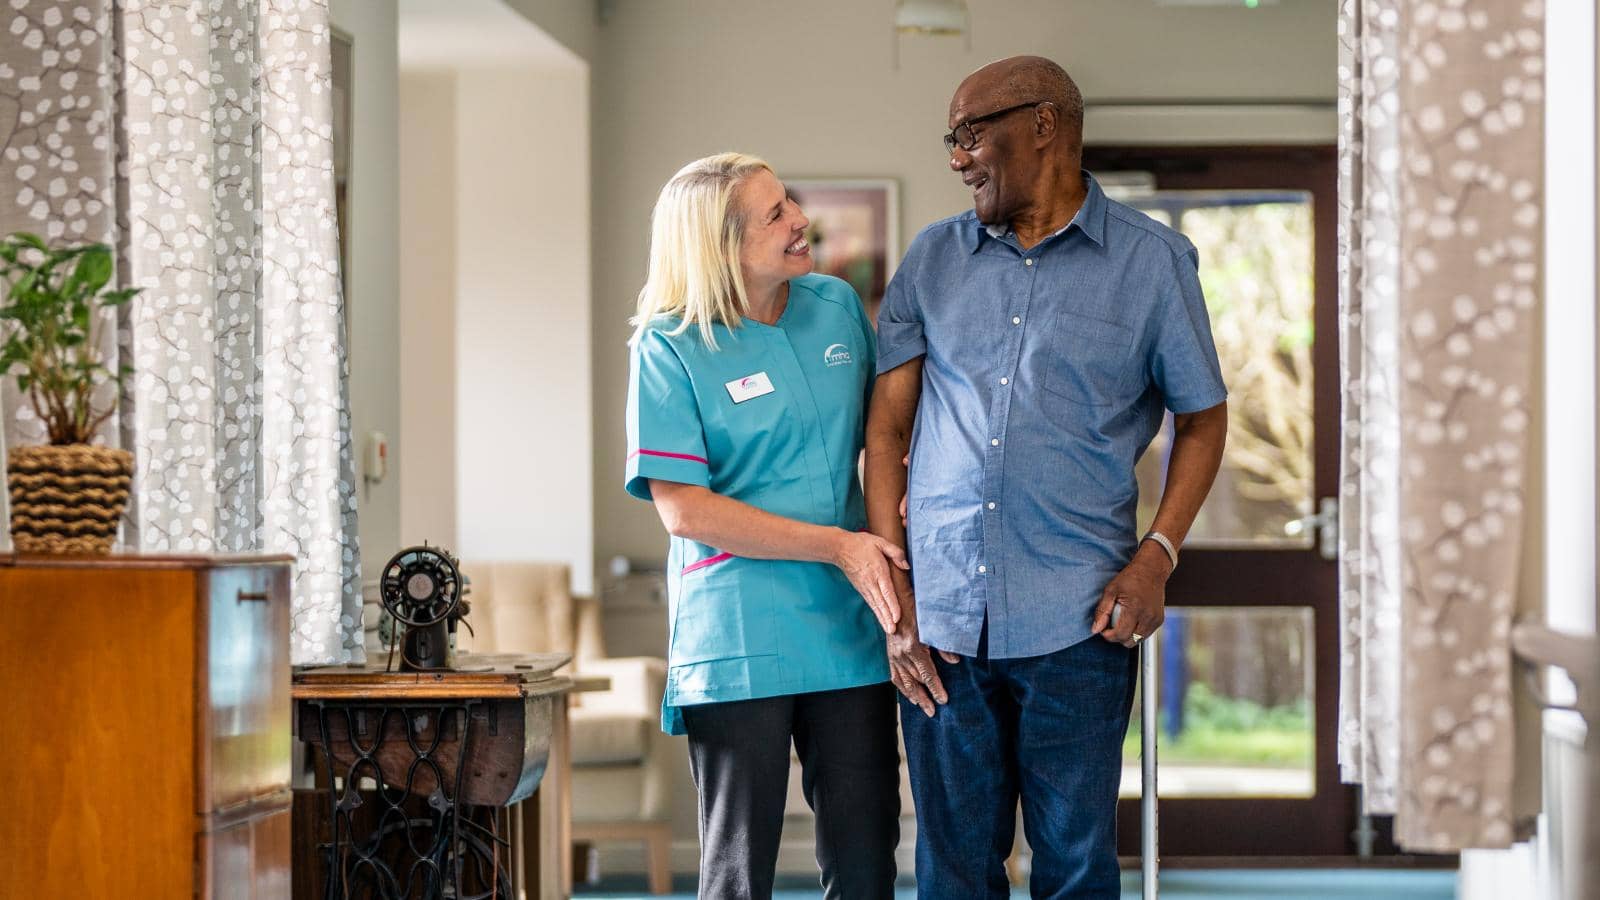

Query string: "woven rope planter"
[7, 444, 132, 555]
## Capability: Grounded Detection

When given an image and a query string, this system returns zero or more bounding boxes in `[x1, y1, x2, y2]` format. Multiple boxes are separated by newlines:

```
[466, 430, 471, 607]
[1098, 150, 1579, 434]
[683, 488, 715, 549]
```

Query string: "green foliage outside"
[1123, 683, 1312, 768]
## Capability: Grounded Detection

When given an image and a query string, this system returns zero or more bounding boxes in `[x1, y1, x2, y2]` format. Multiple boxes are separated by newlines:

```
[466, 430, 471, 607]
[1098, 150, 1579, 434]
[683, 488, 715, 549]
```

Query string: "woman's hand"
[832, 530, 909, 633]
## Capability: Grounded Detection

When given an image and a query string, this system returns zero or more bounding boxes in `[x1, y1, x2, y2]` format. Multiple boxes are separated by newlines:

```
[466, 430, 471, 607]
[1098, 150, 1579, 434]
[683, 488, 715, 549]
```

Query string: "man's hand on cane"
[1091, 541, 1172, 648]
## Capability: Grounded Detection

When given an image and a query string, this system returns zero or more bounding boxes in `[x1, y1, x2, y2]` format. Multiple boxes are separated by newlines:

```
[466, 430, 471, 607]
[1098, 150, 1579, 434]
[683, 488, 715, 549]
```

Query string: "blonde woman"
[624, 153, 903, 898]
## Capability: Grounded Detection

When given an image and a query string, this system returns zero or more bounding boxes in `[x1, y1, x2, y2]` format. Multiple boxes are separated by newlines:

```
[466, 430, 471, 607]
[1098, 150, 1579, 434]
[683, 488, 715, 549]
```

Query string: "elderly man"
[865, 56, 1229, 898]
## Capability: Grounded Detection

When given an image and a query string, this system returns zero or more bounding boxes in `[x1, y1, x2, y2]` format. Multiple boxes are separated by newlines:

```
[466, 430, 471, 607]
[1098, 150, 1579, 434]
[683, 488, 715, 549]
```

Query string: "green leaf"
[0, 235, 135, 425]
[66, 245, 113, 297]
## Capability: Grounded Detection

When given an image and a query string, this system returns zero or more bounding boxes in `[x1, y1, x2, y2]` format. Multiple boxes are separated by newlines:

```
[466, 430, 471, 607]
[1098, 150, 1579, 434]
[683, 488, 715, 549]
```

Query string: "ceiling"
[397, 0, 578, 70]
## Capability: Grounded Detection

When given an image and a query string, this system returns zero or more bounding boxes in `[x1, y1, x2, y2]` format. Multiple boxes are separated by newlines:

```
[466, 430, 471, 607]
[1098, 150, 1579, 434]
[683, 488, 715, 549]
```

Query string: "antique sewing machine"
[295, 544, 573, 899]
[378, 543, 468, 671]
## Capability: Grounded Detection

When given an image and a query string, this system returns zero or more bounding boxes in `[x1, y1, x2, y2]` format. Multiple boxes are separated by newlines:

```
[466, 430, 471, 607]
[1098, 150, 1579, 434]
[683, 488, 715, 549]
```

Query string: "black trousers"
[682, 682, 901, 900]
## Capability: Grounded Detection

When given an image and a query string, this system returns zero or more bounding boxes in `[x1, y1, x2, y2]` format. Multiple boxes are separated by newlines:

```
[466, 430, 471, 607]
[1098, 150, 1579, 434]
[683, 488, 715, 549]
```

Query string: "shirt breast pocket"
[1041, 313, 1137, 408]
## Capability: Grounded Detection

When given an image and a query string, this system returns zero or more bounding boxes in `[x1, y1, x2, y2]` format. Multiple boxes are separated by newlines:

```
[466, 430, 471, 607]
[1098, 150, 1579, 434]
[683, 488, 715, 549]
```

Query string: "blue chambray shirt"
[876, 172, 1227, 659]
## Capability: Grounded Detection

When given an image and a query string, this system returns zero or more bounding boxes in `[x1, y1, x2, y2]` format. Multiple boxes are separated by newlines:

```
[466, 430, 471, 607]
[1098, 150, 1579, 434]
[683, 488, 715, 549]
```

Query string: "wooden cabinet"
[0, 554, 295, 898]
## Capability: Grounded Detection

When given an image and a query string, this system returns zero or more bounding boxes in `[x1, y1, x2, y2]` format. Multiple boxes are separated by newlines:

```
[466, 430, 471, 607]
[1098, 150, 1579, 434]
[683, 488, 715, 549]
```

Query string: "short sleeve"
[1150, 245, 1228, 414]
[875, 243, 925, 373]
[625, 330, 711, 501]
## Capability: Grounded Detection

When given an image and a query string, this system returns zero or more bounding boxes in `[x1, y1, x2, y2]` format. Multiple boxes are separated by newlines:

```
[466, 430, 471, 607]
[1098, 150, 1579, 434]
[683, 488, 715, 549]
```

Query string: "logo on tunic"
[823, 343, 853, 367]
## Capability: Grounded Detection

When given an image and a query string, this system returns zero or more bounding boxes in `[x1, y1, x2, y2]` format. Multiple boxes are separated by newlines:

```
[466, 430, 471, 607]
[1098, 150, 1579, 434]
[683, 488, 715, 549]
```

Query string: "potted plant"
[0, 232, 138, 554]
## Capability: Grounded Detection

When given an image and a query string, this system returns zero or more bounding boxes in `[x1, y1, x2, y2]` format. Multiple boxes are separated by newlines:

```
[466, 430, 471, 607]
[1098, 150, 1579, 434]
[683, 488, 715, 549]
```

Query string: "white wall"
[398, 0, 594, 594]
[329, 0, 402, 580]
[588, 0, 1339, 571]
[454, 65, 595, 593]
[398, 71, 460, 550]
[505, 0, 597, 62]
[1537, 4, 1596, 898]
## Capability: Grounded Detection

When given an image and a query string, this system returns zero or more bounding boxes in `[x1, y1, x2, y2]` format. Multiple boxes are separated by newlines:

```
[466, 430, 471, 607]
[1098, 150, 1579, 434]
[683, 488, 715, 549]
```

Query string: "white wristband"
[1142, 530, 1178, 572]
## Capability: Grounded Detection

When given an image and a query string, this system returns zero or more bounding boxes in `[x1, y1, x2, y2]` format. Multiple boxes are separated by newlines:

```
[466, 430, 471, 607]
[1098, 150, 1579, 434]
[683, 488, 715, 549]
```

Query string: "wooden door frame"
[1083, 145, 1351, 857]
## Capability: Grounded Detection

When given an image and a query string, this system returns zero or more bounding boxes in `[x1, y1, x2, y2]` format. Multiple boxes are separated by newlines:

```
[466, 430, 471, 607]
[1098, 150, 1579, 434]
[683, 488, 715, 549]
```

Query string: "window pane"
[1128, 192, 1316, 547]
[1120, 605, 1315, 799]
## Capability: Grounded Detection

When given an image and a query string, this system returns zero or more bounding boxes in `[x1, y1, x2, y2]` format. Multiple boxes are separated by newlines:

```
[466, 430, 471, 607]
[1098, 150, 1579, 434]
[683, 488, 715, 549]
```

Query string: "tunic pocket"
[669, 564, 777, 664]
[1040, 313, 1136, 408]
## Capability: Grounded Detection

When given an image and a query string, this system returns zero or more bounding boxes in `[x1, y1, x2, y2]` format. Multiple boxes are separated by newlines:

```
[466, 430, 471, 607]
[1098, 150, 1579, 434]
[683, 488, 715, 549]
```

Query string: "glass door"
[1084, 146, 1348, 856]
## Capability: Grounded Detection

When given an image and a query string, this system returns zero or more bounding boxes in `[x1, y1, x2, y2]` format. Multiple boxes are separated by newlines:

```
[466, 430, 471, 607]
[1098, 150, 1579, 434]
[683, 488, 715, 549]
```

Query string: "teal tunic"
[625, 273, 890, 735]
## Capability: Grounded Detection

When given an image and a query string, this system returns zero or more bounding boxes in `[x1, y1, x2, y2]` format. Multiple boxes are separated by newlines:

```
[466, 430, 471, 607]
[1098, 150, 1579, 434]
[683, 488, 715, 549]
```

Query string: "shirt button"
[978, 565, 987, 574]
[991, 438, 1000, 446]
[1012, 316, 1022, 325]
[987, 502, 996, 510]
[1000, 377, 1009, 385]
[1024, 259, 1034, 267]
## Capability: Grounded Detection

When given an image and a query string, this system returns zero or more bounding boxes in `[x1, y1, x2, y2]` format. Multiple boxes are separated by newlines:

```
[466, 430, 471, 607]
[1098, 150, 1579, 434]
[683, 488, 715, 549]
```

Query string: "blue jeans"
[901, 628, 1137, 899]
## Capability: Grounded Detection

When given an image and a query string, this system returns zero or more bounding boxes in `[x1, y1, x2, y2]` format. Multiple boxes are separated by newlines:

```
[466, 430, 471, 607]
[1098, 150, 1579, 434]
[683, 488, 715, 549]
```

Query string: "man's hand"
[1093, 400, 1225, 647]
[887, 575, 960, 716]
[866, 360, 956, 710]
[1091, 542, 1172, 647]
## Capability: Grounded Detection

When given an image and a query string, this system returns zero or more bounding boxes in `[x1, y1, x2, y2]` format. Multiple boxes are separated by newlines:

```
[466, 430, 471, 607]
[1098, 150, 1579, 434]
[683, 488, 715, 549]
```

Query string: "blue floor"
[575, 867, 1457, 899]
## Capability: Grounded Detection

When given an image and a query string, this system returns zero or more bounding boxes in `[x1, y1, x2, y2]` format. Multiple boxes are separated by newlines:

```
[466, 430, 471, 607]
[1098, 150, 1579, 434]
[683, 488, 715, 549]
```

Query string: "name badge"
[725, 372, 776, 403]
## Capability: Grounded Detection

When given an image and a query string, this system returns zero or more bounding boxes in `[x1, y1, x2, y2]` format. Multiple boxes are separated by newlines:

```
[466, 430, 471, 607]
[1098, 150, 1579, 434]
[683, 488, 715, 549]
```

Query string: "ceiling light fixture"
[892, 0, 971, 69]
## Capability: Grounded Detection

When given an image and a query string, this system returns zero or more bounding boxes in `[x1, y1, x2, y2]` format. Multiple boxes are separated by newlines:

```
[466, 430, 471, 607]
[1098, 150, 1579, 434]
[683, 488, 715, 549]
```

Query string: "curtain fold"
[1336, 0, 1405, 818]
[1339, 0, 1543, 850]
[0, 0, 362, 665]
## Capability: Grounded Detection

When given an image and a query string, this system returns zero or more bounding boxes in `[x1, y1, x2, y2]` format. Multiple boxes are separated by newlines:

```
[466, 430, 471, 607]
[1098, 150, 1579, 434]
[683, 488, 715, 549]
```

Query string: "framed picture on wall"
[785, 179, 899, 324]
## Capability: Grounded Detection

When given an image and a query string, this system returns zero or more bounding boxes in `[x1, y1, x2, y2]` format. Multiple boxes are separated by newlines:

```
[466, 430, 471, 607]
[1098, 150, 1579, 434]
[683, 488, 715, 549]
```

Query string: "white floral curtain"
[0, 0, 363, 665]
[1336, 0, 1404, 819]
[1338, 0, 1542, 850]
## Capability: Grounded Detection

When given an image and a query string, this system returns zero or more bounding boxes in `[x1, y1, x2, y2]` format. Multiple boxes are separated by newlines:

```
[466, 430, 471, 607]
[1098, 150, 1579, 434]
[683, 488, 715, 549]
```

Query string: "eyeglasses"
[942, 101, 1045, 154]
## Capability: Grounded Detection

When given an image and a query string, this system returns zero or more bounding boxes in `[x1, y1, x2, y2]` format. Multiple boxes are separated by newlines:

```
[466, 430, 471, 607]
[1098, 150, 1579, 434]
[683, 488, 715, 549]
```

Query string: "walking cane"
[1140, 630, 1160, 899]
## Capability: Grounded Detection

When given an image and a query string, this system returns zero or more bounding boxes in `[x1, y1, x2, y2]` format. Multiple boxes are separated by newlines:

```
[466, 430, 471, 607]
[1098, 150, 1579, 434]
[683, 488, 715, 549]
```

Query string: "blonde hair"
[631, 152, 772, 348]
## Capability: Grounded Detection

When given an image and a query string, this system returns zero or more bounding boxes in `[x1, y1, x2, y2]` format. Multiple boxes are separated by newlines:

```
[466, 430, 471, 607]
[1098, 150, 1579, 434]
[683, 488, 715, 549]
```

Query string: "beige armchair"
[458, 561, 674, 894]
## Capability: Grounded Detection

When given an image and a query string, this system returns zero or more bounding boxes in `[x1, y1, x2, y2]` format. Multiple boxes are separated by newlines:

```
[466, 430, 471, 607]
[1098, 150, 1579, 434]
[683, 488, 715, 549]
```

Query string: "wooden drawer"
[1, 553, 296, 899]
[199, 564, 293, 814]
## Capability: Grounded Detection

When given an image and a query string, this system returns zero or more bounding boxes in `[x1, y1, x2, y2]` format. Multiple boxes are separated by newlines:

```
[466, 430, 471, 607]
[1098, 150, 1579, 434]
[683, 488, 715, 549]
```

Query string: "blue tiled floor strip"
[575, 867, 1457, 899]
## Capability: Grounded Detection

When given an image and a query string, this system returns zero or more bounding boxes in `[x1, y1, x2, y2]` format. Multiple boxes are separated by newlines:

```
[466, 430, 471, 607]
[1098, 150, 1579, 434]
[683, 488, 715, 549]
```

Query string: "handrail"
[1509, 621, 1597, 900]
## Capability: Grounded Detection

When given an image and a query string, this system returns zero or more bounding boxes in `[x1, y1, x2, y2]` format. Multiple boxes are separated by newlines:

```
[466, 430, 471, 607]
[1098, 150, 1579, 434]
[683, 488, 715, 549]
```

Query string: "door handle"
[1284, 496, 1338, 561]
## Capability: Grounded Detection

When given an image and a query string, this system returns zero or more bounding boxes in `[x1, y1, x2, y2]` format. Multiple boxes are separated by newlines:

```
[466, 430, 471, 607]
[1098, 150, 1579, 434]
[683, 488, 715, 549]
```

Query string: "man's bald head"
[951, 56, 1084, 153]
[945, 55, 1088, 229]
